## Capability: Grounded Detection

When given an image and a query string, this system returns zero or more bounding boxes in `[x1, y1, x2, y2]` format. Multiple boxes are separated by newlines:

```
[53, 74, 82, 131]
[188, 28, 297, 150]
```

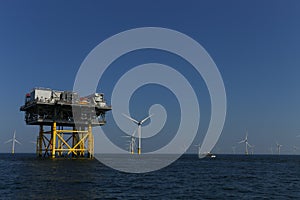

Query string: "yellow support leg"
[36, 136, 38, 156]
[51, 122, 57, 158]
[138, 148, 141, 155]
[72, 130, 75, 157]
[73, 127, 77, 156]
[91, 133, 94, 158]
[38, 125, 43, 157]
[80, 132, 84, 156]
[57, 126, 62, 157]
[88, 123, 93, 158]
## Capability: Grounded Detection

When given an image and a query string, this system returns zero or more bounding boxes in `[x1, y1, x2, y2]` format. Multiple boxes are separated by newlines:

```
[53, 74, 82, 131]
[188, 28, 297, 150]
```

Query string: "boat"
[199, 151, 216, 159]
[206, 152, 216, 158]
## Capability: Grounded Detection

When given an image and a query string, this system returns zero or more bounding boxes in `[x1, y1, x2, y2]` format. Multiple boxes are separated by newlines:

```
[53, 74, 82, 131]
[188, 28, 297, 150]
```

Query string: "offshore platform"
[20, 88, 111, 158]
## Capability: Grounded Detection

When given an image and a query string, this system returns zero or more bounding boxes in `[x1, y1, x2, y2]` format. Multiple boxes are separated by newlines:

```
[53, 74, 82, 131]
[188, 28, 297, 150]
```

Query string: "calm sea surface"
[0, 154, 299, 199]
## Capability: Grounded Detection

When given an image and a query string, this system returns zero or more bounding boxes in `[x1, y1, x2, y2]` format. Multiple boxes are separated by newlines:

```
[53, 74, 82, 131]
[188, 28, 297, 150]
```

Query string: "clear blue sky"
[0, 1, 300, 154]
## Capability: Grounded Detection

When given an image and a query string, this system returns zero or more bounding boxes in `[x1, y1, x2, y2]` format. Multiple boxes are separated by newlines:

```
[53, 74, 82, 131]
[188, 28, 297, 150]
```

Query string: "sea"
[0, 154, 299, 199]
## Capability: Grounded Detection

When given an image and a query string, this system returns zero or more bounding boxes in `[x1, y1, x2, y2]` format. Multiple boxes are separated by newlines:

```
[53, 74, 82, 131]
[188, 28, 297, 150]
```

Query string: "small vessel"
[198, 151, 216, 159]
[205, 152, 216, 158]
[209, 154, 216, 158]
[196, 144, 216, 158]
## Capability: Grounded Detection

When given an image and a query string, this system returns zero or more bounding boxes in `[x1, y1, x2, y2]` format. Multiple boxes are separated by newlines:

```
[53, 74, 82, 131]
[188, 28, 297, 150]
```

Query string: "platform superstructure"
[20, 87, 111, 158]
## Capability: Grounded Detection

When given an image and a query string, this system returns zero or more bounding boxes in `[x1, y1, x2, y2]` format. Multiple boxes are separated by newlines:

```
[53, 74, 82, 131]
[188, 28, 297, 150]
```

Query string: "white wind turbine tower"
[276, 142, 283, 155]
[5, 130, 21, 154]
[123, 113, 153, 155]
[238, 131, 252, 155]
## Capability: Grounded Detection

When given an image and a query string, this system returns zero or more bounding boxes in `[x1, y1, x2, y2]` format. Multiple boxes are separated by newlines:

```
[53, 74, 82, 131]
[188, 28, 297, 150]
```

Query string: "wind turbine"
[269, 147, 274, 155]
[5, 130, 21, 154]
[194, 144, 201, 156]
[123, 113, 153, 155]
[128, 130, 137, 154]
[123, 129, 137, 154]
[276, 142, 283, 155]
[180, 143, 189, 154]
[250, 145, 255, 155]
[238, 131, 252, 155]
[232, 146, 236, 154]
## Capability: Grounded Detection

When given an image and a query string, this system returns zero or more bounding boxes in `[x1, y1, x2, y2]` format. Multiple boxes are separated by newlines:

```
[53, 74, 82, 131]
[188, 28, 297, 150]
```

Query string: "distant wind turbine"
[238, 131, 252, 155]
[129, 130, 137, 154]
[232, 146, 236, 154]
[250, 145, 255, 155]
[276, 142, 283, 155]
[123, 129, 137, 154]
[180, 143, 189, 154]
[269, 147, 274, 155]
[123, 113, 153, 155]
[4, 130, 21, 154]
[195, 144, 201, 156]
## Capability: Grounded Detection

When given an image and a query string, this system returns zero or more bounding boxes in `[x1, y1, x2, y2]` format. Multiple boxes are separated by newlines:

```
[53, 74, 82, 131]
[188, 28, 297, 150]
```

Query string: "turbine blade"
[122, 113, 139, 124]
[15, 139, 21, 145]
[246, 142, 252, 148]
[238, 140, 245, 144]
[4, 139, 12, 144]
[140, 114, 153, 124]
[132, 129, 137, 137]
